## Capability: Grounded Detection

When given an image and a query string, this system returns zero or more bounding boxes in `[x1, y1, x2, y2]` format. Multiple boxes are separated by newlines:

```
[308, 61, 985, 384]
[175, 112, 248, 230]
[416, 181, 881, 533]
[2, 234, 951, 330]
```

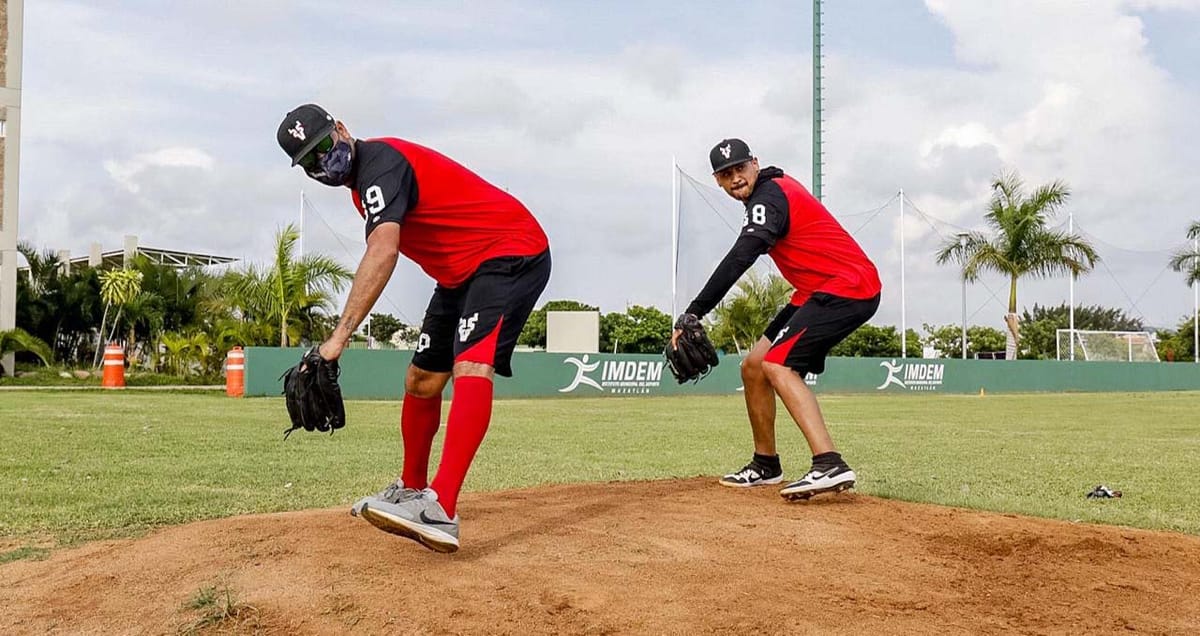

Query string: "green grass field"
[2, 390, 1198, 561]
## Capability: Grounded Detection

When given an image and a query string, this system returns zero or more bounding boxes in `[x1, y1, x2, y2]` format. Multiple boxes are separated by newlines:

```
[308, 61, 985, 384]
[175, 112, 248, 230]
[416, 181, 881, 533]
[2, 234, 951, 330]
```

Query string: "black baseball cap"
[278, 104, 336, 166]
[710, 138, 754, 174]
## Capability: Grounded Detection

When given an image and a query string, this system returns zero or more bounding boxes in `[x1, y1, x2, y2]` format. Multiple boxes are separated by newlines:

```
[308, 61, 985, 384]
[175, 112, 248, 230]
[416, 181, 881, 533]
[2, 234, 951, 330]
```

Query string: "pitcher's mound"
[3, 478, 1200, 635]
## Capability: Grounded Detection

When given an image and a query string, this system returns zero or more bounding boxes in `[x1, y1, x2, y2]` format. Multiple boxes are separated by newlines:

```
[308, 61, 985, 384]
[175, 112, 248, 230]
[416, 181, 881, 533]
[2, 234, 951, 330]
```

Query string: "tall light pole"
[812, 0, 824, 201]
[1194, 237, 1198, 363]
[899, 189, 906, 358]
[958, 232, 969, 360]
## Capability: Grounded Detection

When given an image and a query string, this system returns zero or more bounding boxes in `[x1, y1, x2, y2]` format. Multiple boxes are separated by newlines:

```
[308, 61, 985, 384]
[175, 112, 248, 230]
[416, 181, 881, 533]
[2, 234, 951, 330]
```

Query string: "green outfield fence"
[244, 348, 1200, 399]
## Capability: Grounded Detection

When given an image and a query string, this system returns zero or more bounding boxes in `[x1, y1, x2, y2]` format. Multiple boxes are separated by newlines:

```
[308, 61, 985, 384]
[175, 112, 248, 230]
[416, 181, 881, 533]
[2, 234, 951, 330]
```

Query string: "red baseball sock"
[430, 376, 494, 518]
[400, 393, 442, 490]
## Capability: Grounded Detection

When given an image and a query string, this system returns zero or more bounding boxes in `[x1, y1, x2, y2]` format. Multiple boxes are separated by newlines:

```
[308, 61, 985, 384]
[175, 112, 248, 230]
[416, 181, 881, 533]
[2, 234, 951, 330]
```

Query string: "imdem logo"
[559, 355, 664, 394]
[876, 359, 945, 391]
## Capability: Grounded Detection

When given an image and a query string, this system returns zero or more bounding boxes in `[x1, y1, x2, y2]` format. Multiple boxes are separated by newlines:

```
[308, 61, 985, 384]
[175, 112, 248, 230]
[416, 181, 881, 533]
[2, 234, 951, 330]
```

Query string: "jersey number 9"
[364, 185, 386, 215]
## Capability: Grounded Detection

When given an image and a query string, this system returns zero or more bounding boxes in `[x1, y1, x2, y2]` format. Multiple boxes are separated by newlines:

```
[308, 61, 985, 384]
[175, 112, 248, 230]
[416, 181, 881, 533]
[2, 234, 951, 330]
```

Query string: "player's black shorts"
[761, 292, 880, 375]
[412, 249, 551, 377]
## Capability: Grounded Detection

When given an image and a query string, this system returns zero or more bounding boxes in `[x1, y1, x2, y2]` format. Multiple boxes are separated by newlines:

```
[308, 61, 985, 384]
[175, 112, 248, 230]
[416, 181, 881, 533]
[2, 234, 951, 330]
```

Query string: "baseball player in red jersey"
[675, 139, 881, 501]
[277, 104, 551, 552]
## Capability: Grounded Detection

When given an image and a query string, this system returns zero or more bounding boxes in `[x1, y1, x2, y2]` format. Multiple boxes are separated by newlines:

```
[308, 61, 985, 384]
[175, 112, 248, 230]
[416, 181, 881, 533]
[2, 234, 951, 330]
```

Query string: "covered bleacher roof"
[66, 246, 238, 269]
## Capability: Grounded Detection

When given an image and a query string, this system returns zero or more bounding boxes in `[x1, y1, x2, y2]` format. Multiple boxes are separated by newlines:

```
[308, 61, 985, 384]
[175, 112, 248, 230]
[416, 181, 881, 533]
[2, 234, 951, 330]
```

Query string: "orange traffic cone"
[225, 347, 245, 397]
[101, 344, 125, 389]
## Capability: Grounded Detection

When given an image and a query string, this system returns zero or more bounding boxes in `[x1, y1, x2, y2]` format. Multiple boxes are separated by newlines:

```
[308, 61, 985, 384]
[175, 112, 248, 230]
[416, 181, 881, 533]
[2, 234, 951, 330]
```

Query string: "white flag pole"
[1069, 209, 1075, 361]
[671, 156, 679, 318]
[299, 190, 306, 257]
[899, 188, 907, 358]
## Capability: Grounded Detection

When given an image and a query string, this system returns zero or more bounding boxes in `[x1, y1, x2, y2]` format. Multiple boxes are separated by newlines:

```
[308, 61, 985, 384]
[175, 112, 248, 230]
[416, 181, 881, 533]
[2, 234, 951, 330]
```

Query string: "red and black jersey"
[744, 167, 881, 304]
[350, 138, 549, 288]
[686, 167, 880, 318]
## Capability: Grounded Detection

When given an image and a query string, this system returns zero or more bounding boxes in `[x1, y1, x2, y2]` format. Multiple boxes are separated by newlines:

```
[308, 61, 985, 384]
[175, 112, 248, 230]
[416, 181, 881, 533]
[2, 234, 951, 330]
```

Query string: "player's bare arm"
[319, 222, 401, 361]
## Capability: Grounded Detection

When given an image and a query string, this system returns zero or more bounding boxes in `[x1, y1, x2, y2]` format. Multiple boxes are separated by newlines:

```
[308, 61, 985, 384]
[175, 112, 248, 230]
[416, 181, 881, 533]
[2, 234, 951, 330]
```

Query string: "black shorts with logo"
[761, 292, 881, 375]
[411, 250, 551, 377]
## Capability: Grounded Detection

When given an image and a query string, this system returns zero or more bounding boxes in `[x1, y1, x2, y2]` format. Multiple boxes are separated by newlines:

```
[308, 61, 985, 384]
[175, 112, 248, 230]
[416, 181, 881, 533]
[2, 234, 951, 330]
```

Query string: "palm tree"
[94, 268, 144, 366]
[120, 291, 165, 369]
[16, 241, 61, 296]
[222, 224, 352, 347]
[15, 242, 63, 359]
[1169, 221, 1200, 360]
[0, 328, 55, 368]
[159, 331, 191, 376]
[57, 268, 105, 365]
[936, 172, 1098, 359]
[708, 271, 794, 353]
[1168, 221, 1200, 286]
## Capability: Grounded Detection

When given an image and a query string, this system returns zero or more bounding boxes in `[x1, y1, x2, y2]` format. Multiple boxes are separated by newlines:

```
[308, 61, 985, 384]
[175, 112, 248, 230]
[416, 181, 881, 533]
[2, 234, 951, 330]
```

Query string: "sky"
[16, 0, 1200, 333]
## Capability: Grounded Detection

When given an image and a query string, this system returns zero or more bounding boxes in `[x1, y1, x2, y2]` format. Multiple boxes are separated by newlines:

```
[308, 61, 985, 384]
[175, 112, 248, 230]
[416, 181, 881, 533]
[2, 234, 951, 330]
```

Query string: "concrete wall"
[546, 311, 599, 353]
[0, 0, 22, 376]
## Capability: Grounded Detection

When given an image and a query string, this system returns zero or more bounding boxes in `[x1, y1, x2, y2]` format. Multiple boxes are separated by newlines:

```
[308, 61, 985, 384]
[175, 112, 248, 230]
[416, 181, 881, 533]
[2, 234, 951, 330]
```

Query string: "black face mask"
[305, 140, 354, 186]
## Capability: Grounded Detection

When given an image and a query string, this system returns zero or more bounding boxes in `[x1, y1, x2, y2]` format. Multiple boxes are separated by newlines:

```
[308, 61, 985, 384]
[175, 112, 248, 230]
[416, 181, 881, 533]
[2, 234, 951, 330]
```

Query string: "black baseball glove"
[281, 346, 346, 439]
[664, 313, 720, 384]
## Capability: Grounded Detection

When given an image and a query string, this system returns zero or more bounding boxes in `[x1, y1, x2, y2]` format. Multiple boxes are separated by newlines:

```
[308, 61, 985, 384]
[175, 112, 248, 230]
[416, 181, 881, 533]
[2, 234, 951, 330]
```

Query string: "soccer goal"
[1056, 330, 1160, 362]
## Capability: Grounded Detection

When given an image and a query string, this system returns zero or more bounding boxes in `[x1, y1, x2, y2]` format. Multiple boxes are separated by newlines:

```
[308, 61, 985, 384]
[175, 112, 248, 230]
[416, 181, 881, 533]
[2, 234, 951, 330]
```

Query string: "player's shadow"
[782, 492, 862, 507]
[455, 499, 620, 560]
[792, 492, 859, 501]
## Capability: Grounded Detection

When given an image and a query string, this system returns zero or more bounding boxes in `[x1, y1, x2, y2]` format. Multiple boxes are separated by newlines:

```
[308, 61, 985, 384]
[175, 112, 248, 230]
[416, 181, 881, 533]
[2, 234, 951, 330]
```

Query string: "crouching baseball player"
[277, 104, 551, 552]
[671, 138, 881, 501]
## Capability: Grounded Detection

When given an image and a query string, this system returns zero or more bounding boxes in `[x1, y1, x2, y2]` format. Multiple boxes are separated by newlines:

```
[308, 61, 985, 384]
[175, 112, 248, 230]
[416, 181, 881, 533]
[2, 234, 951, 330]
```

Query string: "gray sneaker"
[350, 481, 421, 517]
[359, 488, 460, 553]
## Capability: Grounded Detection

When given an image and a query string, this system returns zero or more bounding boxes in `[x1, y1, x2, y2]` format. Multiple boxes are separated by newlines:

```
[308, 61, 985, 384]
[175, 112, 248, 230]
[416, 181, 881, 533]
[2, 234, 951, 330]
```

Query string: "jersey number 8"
[744, 204, 767, 227]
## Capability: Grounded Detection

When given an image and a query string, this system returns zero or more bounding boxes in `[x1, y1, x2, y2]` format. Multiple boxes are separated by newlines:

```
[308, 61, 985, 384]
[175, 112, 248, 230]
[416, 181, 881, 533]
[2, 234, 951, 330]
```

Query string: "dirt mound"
[3, 478, 1200, 635]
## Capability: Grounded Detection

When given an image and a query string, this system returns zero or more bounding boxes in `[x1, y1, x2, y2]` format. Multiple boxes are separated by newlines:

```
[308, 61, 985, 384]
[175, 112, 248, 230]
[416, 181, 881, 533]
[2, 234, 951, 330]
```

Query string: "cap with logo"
[710, 138, 754, 174]
[278, 104, 336, 166]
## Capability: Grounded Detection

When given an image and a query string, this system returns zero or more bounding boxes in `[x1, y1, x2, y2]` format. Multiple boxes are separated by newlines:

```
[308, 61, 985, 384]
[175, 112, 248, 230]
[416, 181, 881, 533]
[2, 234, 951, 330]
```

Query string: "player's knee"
[760, 360, 791, 386]
[405, 365, 449, 398]
[741, 354, 766, 381]
[452, 360, 495, 380]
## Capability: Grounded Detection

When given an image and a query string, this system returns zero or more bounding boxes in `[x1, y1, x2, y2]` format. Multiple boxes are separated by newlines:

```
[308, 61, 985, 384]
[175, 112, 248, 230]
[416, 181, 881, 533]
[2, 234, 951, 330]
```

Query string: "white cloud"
[16, 1, 1200, 332]
[1125, 0, 1200, 9]
[104, 147, 215, 194]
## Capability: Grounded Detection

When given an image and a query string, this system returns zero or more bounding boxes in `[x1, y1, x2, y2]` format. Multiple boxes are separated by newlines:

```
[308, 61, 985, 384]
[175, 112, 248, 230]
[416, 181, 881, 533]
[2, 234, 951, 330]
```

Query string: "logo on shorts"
[458, 313, 479, 342]
[558, 355, 664, 394]
[288, 121, 305, 141]
[719, 144, 732, 159]
[773, 326, 790, 343]
[877, 359, 945, 391]
[416, 332, 431, 353]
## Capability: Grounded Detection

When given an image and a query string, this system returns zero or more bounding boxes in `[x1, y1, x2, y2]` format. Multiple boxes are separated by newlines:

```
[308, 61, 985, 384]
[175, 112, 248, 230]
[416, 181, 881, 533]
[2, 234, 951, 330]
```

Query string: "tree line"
[7, 171, 1199, 374]
[6, 224, 351, 377]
